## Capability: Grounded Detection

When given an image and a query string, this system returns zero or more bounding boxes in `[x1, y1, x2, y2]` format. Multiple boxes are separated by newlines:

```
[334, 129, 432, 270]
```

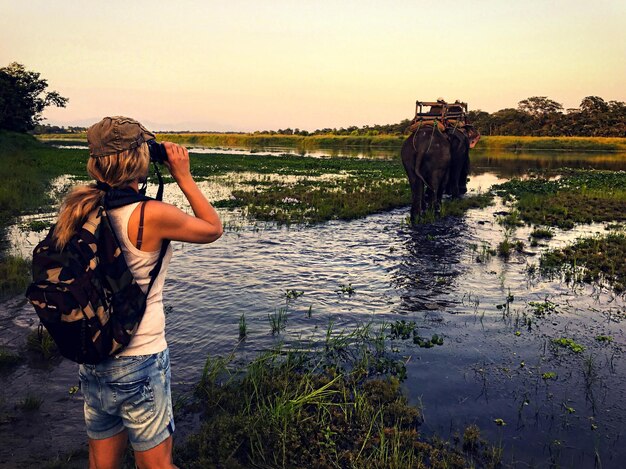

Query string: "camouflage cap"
[87, 116, 156, 158]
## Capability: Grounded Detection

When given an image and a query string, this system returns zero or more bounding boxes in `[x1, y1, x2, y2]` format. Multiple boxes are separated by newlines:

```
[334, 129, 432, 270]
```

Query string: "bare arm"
[153, 142, 223, 244]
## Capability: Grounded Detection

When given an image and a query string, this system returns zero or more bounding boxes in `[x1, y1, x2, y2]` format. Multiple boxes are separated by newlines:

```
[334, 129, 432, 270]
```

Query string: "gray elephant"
[401, 125, 451, 224]
[445, 125, 480, 197]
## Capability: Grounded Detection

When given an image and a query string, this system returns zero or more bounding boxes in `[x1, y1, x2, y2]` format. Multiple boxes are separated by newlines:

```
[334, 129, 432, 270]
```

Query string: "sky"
[1, 0, 625, 132]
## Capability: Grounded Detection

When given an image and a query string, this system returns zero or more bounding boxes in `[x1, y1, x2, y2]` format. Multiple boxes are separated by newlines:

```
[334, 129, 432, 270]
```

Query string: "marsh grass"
[238, 314, 247, 339]
[41, 133, 626, 152]
[269, 308, 288, 335]
[0, 132, 87, 223]
[0, 347, 21, 371]
[492, 169, 626, 229]
[177, 322, 501, 469]
[0, 255, 31, 298]
[26, 328, 58, 360]
[17, 394, 43, 411]
[540, 233, 626, 292]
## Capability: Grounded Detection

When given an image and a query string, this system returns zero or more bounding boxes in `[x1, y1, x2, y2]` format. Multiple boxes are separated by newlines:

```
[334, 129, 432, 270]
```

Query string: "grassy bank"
[492, 169, 626, 229]
[0, 131, 87, 225]
[38, 133, 626, 153]
[0, 131, 87, 297]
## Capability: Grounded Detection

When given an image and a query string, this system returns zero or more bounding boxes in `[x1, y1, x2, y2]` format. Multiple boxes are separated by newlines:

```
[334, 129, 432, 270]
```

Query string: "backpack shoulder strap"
[146, 239, 171, 295]
[136, 202, 147, 250]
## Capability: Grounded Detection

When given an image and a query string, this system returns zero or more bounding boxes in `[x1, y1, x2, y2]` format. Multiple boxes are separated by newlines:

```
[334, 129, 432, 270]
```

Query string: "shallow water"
[2, 148, 626, 467]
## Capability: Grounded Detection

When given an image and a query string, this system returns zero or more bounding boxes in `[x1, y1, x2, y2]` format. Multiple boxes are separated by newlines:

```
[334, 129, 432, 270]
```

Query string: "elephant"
[401, 126, 451, 224]
[445, 125, 481, 197]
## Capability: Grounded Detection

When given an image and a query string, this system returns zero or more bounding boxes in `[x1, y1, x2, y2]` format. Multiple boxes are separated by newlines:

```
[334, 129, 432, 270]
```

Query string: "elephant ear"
[464, 125, 481, 148]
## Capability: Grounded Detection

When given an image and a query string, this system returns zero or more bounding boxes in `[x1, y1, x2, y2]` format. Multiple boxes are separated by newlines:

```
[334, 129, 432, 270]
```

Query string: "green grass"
[0, 347, 21, 371]
[176, 322, 500, 468]
[492, 169, 626, 229]
[39, 132, 626, 152]
[474, 136, 626, 152]
[540, 232, 626, 292]
[26, 328, 58, 360]
[0, 255, 31, 298]
[552, 338, 585, 354]
[0, 131, 87, 224]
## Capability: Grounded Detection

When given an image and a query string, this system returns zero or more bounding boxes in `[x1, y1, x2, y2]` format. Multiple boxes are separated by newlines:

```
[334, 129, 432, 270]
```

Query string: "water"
[2, 147, 625, 467]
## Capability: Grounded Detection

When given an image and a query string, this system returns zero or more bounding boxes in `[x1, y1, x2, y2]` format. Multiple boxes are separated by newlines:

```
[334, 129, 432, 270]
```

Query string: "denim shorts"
[78, 348, 175, 451]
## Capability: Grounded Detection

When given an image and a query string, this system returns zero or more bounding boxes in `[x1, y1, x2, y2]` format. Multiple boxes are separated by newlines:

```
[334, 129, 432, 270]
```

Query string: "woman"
[53, 116, 223, 469]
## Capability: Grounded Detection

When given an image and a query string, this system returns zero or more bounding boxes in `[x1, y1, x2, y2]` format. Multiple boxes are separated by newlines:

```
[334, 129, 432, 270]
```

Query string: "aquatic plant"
[492, 169, 626, 229]
[595, 335, 613, 343]
[388, 320, 417, 340]
[0, 347, 21, 371]
[530, 227, 554, 239]
[268, 307, 288, 335]
[238, 313, 247, 339]
[542, 372, 557, 380]
[495, 290, 515, 316]
[177, 323, 501, 468]
[337, 283, 356, 295]
[284, 289, 304, 300]
[0, 255, 31, 299]
[540, 232, 626, 292]
[528, 299, 558, 316]
[413, 333, 444, 348]
[552, 338, 585, 353]
[26, 328, 58, 360]
[17, 394, 43, 411]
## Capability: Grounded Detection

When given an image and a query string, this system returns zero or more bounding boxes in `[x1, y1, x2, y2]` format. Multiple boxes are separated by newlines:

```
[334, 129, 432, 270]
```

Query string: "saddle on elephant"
[412, 99, 470, 130]
[408, 117, 446, 133]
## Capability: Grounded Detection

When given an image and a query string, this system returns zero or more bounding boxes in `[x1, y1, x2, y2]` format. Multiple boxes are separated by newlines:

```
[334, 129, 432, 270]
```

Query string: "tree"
[0, 62, 68, 132]
[517, 96, 563, 117]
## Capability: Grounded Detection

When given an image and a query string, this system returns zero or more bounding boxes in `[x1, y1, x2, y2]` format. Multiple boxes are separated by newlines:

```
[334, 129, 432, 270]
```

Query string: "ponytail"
[52, 185, 105, 249]
[52, 144, 150, 249]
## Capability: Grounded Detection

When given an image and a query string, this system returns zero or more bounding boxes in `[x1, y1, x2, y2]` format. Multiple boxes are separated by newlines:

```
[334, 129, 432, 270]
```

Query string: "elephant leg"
[459, 153, 470, 195]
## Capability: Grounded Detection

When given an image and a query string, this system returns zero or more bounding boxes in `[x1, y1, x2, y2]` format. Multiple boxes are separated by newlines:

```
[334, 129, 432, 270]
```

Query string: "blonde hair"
[53, 144, 150, 249]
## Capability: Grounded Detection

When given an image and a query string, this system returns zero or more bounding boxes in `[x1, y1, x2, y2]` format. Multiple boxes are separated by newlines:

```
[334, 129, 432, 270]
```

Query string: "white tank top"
[107, 202, 173, 356]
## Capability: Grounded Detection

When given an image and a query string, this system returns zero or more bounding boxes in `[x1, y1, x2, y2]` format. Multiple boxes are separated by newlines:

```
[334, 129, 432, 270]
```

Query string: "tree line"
[2, 63, 624, 138]
[255, 96, 626, 138]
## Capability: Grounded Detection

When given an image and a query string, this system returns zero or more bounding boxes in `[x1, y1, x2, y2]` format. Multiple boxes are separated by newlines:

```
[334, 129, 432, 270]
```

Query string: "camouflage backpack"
[25, 189, 170, 364]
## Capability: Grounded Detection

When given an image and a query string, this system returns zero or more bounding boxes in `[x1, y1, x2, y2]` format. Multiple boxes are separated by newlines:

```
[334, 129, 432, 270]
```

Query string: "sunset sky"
[1, 0, 625, 131]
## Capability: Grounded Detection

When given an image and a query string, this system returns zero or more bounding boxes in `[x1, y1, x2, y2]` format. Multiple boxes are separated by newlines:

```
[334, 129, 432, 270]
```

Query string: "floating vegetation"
[542, 372, 557, 380]
[595, 335, 613, 343]
[540, 233, 626, 292]
[337, 283, 356, 295]
[413, 333, 445, 348]
[492, 169, 626, 229]
[284, 289, 304, 300]
[388, 320, 417, 340]
[552, 338, 585, 354]
[528, 299, 558, 316]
